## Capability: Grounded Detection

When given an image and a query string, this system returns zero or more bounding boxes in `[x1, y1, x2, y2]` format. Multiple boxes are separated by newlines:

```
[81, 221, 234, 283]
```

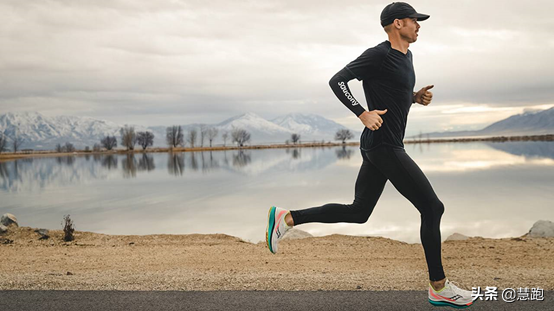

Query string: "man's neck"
[388, 34, 409, 54]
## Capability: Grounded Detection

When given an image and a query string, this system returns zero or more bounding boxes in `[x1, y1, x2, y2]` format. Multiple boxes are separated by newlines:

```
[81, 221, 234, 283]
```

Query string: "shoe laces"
[448, 280, 471, 295]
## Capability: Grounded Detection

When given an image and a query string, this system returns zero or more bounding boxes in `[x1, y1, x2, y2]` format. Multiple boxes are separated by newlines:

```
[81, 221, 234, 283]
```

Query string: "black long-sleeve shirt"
[329, 40, 416, 151]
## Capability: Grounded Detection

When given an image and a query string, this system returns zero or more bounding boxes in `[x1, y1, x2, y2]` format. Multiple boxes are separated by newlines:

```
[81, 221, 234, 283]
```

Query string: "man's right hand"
[359, 109, 387, 131]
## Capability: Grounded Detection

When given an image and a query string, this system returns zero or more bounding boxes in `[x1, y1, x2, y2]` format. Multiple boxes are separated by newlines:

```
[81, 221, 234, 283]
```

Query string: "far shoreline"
[1, 133, 552, 162]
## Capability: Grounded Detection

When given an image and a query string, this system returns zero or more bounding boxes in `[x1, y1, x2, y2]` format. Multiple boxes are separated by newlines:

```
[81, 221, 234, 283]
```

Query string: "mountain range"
[0, 112, 355, 150]
[2, 107, 552, 151]
[415, 107, 554, 139]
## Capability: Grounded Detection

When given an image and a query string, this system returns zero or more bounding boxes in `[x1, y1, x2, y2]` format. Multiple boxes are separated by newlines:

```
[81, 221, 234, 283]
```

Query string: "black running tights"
[289, 145, 446, 281]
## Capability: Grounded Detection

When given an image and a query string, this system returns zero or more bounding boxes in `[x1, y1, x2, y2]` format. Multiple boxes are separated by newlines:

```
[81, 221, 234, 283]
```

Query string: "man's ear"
[394, 19, 403, 29]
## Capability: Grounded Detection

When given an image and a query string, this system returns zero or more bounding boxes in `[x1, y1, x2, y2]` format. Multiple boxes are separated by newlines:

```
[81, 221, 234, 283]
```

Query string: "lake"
[1, 141, 553, 244]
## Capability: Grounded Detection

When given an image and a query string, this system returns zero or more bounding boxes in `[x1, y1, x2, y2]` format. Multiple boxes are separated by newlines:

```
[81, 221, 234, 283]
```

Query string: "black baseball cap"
[380, 2, 430, 27]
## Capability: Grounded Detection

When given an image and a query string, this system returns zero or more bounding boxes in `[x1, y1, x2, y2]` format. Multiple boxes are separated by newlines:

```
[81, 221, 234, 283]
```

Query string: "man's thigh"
[356, 150, 388, 205]
[366, 146, 439, 207]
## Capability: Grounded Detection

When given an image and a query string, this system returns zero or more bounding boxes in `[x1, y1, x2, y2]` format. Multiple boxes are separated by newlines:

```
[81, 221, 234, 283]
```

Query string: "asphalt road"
[1, 290, 552, 311]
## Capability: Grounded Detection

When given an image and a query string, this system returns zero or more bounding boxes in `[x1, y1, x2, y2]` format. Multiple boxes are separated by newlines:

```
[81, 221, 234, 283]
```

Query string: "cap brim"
[410, 13, 430, 21]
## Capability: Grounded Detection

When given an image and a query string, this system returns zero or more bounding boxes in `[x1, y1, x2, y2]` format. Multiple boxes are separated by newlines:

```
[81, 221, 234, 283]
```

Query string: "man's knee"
[434, 199, 445, 216]
[349, 199, 373, 223]
[420, 199, 444, 222]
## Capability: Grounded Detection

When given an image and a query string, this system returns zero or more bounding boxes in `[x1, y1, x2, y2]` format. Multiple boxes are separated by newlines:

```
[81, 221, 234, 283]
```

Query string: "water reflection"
[285, 148, 301, 159]
[101, 155, 118, 170]
[1, 142, 553, 244]
[168, 153, 185, 176]
[122, 154, 137, 178]
[0, 156, 108, 192]
[56, 156, 75, 166]
[138, 154, 155, 172]
[0, 162, 7, 179]
[486, 141, 554, 160]
[201, 151, 220, 172]
[335, 146, 353, 160]
[233, 150, 251, 168]
[189, 152, 199, 171]
[2, 142, 554, 192]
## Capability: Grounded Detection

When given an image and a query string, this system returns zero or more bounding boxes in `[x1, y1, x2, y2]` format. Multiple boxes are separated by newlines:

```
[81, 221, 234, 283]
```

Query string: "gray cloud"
[1, 0, 553, 128]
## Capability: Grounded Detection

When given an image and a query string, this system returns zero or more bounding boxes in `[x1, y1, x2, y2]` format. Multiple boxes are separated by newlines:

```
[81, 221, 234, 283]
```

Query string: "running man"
[266, 2, 476, 308]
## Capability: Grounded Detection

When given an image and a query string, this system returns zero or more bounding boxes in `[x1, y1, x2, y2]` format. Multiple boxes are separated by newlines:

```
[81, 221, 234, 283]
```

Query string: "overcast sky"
[1, 0, 553, 135]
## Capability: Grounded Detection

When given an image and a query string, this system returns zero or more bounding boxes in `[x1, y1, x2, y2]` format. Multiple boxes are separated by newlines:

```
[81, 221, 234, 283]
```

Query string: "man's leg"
[366, 146, 446, 283]
[289, 151, 388, 225]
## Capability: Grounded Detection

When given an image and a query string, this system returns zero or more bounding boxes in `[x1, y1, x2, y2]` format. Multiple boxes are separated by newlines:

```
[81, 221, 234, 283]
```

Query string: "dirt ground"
[1, 227, 553, 291]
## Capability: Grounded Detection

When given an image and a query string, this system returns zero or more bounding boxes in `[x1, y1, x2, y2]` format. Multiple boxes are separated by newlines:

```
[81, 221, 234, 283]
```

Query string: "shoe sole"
[266, 206, 276, 254]
[429, 299, 475, 309]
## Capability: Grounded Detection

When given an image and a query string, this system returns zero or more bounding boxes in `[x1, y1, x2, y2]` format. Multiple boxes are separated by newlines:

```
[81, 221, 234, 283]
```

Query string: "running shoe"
[266, 206, 292, 254]
[428, 279, 476, 308]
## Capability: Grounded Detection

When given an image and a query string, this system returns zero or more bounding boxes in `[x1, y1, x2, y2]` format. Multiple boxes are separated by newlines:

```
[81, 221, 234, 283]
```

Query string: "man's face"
[399, 17, 420, 43]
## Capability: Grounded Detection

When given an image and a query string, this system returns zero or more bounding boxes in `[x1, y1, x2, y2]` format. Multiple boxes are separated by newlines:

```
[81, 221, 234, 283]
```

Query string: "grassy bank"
[1, 133, 553, 162]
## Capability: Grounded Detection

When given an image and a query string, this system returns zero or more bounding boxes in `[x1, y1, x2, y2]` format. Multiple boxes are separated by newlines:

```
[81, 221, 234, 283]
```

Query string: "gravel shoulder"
[1, 227, 553, 291]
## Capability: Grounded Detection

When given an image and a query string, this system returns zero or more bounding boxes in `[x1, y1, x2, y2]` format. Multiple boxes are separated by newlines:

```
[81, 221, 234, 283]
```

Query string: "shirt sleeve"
[344, 47, 384, 81]
[329, 67, 366, 117]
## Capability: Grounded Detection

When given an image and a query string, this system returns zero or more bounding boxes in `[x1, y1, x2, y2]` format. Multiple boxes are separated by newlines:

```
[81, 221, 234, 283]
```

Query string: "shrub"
[62, 214, 75, 242]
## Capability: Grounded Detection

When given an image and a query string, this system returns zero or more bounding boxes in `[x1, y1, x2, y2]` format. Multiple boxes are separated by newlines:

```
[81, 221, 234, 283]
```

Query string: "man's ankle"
[431, 278, 446, 291]
[285, 212, 294, 227]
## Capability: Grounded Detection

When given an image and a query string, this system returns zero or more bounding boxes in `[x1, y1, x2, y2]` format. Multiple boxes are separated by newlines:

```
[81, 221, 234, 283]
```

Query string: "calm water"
[1, 141, 553, 244]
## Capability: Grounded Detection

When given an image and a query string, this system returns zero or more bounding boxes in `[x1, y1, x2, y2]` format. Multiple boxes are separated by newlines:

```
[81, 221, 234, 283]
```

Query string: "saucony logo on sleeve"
[338, 81, 360, 106]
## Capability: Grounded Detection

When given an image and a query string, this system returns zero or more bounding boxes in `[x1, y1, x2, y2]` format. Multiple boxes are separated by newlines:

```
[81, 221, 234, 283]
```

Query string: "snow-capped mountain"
[0, 112, 149, 150]
[271, 113, 356, 141]
[215, 112, 294, 144]
[0, 112, 355, 150]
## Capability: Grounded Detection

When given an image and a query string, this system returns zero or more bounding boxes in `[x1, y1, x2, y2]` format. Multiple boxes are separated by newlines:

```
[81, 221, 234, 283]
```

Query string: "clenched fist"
[359, 109, 387, 131]
[414, 85, 434, 106]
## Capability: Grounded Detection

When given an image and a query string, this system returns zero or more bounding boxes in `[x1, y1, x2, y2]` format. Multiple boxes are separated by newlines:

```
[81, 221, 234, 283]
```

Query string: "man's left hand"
[414, 85, 434, 106]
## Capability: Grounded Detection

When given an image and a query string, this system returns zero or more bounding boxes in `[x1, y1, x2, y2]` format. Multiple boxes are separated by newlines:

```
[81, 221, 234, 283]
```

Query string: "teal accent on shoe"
[429, 299, 471, 309]
[267, 206, 276, 253]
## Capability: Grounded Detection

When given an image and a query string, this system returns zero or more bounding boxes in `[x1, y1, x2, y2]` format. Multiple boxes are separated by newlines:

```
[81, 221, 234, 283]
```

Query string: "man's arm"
[329, 67, 387, 131]
[328, 67, 366, 117]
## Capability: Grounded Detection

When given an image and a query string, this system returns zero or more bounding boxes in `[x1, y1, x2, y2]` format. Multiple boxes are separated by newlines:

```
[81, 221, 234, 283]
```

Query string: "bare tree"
[199, 125, 208, 147]
[0, 133, 8, 153]
[166, 126, 184, 148]
[291, 133, 301, 145]
[335, 129, 354, 144]
[12, 134, 24, 153]
[92, 143, 101, 152]
[207, 127, 219, 147]
[120, 126, 137, 151]
[222, 131, 229, 147]
[65, 142, 75, 152]
[101, 135, 117, 150]
[137, 131, 155, 150]
[187, 129, 197, 148]
[55, 143, 64, 153]
[231, 127, 251, 147]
